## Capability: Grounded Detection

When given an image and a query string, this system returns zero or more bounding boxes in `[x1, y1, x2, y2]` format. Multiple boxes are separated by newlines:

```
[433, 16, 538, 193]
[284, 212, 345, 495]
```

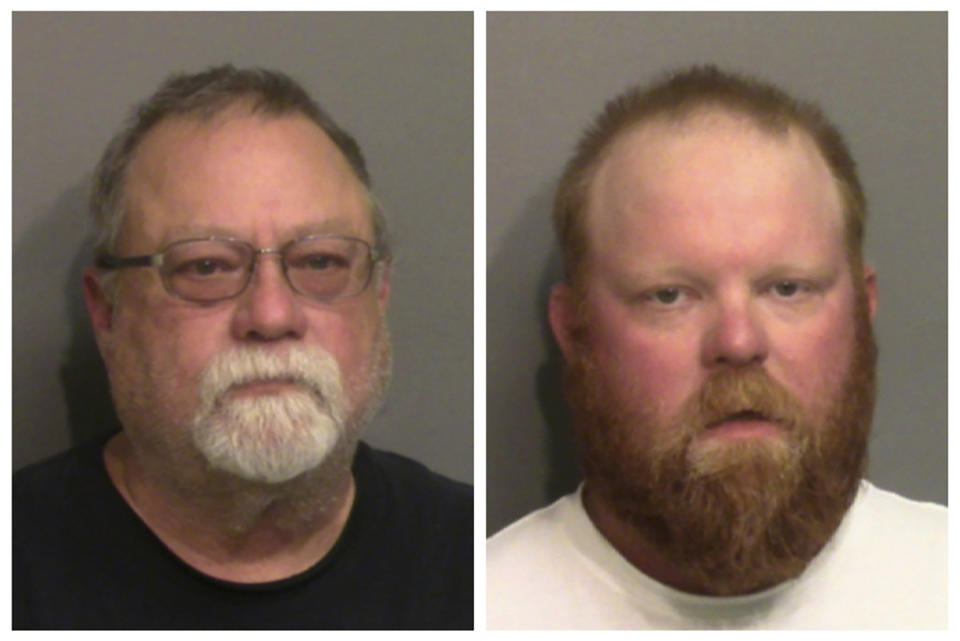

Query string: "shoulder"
[487, 492, 602, 629]
[13, 435, 115, 521]
[488, 491, 586, 583]
[843, 480, 947, 565]
[13, 434, 124, 556]
[488, 493, 574, 563]
[13, 435, 136, 628]
[355, 442, 472, 513]
[868, 481, 946, 515]
[351, 442, 473, 560]
[347, 443, 473, 628]
[801, 480, 947, 628]
[846, 481, 946, 546]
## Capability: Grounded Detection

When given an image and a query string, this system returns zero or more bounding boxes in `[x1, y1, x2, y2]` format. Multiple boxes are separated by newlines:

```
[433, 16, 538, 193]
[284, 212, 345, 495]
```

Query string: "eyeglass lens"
[160, 238, 372, 302]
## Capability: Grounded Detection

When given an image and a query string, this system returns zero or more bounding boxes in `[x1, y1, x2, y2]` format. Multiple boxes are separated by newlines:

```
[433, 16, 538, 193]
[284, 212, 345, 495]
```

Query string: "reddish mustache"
[693, 368, 801, 431]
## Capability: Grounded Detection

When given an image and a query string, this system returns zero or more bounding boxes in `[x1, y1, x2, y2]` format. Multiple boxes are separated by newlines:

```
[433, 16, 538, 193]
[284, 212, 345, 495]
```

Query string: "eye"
[299, 253, 350, 271]
[176, 258, 238, 277]
[652, 287, 682, 304]
[638, 286, 692, 309]
[770, 280, 809, 298]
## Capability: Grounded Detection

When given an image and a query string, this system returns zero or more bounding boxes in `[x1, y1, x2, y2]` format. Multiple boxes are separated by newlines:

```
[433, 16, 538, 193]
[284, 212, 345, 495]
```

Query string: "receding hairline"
[553, 65, 869, 294]
[123, 103, 368, 192]
[115, 105, 382, 250]
[582, 106, 846, 235]
[91, 66, 391, 263]
[563, 102, 860, 289]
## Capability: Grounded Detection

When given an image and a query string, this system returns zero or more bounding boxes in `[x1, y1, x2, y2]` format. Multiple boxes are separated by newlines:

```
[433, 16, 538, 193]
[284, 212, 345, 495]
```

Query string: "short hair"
[90, 64, 390, 260]
[554, 65, 866, 286]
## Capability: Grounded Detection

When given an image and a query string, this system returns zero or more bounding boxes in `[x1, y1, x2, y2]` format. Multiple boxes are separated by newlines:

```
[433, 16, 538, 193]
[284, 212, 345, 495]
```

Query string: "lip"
[228, 379, 301, 396]
[701, 415, 782, 440]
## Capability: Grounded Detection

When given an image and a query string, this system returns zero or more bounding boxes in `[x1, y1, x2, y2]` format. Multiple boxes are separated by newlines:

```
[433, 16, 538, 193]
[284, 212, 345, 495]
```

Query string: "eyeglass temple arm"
[94, 253, 159, 270]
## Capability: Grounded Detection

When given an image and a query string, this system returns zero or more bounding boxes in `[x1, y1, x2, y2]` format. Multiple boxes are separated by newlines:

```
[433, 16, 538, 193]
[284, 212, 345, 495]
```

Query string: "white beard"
[191, 345, 349, 484]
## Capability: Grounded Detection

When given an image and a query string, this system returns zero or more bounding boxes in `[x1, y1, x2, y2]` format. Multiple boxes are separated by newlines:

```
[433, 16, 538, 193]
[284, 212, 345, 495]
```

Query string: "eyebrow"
[615, 262, 841, 292]
[162, 224, 236, 243]
[761, 262, 840, 284]
[288, 220, 366, 238]
[620, 266, 711, 288]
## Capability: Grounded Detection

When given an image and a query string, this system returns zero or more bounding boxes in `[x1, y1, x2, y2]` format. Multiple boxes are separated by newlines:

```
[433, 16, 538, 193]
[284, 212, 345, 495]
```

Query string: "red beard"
[565, 290, 876, 595]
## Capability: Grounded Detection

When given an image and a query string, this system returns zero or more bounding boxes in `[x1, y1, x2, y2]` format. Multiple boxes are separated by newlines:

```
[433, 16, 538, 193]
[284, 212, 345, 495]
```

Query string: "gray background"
[13, 12, 473, 484]
[487, 12, 947, 534]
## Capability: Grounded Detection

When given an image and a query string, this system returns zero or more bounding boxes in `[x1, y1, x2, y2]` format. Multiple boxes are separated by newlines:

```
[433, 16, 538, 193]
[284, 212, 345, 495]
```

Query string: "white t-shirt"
[487, 481, 946, 629]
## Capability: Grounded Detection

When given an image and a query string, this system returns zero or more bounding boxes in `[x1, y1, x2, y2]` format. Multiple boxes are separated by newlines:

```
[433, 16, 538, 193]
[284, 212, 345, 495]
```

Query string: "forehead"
[584, 112, 845, 260]
[120, 109, 372, 247]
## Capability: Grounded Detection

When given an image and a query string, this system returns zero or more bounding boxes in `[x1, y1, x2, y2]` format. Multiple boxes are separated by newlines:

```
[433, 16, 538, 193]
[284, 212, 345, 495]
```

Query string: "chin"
[193, 391, 345, 484]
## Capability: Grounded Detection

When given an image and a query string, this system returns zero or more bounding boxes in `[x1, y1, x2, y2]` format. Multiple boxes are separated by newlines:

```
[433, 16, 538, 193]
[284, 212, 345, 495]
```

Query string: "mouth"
[703, 410, 782, 440]
[227, 377, 304, 397]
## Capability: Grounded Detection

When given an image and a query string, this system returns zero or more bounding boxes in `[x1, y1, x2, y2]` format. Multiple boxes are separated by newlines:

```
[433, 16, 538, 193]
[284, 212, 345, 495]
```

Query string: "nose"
[230, 253, 308, 342]
[701, 295, 769, 368]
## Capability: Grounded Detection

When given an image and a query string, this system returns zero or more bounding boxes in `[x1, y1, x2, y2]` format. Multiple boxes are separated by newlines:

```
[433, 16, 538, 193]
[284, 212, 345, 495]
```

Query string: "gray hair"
[90, 64, 390, 260]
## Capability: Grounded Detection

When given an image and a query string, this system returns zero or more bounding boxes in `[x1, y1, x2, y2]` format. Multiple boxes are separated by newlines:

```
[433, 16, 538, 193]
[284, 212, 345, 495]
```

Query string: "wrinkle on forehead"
[117, 111, 373, 252]
[158, 220, 369, 248]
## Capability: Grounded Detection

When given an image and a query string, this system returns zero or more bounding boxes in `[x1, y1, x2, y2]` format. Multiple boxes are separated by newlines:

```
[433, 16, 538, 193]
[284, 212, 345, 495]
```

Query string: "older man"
[13, 66, 472, 629]
[487, 66, 945, 629]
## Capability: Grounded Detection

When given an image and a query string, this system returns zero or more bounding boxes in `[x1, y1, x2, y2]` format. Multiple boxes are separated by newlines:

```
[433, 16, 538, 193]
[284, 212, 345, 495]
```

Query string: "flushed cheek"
[586, 311, 699, 418]
[769, 315, 856, 414]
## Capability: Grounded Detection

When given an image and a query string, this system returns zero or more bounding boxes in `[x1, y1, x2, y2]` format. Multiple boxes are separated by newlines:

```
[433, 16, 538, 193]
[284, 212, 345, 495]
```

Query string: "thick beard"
[565, 292, 876, 595]
[191, 323, 393, 486]
[191, 345, 348, 484]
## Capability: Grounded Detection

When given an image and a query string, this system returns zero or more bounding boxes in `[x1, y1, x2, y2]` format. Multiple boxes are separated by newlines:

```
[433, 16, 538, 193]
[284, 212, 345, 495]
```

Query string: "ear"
[861, 263, 877, 321]
[82, 266, 115, 338]
[548, 282, 580, 362]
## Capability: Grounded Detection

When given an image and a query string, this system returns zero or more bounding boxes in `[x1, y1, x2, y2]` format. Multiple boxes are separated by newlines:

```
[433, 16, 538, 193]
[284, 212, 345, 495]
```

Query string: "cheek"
[108, 274, 221, 376]
[769, 303, 858, 411]
[110, 300, 229, 402]
[584, 300, 700, 416]
[304, 300, 382, 399]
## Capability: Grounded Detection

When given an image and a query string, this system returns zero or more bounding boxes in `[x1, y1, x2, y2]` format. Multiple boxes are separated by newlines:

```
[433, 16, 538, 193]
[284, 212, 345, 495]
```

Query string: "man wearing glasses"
[13, 66, 472, 629]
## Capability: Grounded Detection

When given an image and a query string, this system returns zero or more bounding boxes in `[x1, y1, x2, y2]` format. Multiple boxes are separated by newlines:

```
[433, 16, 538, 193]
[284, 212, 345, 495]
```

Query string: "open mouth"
[702, 410, 782, 440]
[708, 410, 768, 428]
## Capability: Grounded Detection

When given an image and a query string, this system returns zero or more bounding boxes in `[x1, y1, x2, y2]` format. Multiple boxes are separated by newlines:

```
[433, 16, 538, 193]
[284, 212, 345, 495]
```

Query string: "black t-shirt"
[13, 435, 473, 629]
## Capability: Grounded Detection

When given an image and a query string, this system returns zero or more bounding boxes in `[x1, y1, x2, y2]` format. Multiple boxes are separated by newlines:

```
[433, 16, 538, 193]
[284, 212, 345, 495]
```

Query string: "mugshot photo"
[12, 11, 473, 629]
[486, 11, 945, 629]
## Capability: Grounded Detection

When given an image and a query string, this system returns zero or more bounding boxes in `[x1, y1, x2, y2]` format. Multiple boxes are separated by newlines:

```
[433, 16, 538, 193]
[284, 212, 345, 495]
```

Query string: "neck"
[103, 431, 356, 583]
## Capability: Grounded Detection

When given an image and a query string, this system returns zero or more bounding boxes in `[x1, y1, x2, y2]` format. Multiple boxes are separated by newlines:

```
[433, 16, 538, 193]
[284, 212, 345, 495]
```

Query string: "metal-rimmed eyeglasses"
[95, 235, 381, 304]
